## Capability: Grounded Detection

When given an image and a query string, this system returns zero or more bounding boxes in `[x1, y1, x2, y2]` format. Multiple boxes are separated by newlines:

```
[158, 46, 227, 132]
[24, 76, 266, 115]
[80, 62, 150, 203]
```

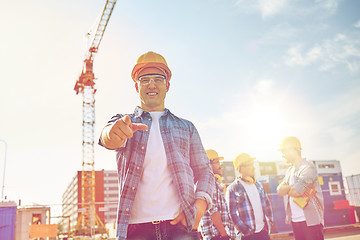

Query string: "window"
[319, 164, 335, 169]
[32, 214, 41, 224]
[329, 181, 341, 196]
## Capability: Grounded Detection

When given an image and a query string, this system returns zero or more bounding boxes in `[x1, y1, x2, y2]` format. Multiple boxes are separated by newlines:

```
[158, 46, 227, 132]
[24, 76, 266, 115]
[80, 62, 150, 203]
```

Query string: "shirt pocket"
[234, 191, 246, 204]
[171, 125, 191, 159]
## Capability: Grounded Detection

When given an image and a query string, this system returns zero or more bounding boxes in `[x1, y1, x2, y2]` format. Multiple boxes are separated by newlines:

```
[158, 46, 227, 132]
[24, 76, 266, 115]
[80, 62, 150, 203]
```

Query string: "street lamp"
[0, 139, 7, 201]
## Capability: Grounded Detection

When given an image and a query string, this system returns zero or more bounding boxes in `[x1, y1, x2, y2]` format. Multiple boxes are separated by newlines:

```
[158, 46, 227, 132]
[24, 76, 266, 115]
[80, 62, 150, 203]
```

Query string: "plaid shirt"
[99, 107, 214, 240]
[200, 180, 236, 240]
[282, 159, 324, 226]
[226, 179, 273, 236]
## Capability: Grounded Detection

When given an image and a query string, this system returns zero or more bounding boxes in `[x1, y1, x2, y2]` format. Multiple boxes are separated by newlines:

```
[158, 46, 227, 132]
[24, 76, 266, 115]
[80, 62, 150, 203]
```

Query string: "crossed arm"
[277, 165, 318, 197]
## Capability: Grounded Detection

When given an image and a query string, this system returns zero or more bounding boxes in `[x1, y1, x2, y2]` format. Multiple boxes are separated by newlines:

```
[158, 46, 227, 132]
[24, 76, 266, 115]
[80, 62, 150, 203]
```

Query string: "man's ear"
[166, 81, 170, 92]
[135, 83, 139, 93]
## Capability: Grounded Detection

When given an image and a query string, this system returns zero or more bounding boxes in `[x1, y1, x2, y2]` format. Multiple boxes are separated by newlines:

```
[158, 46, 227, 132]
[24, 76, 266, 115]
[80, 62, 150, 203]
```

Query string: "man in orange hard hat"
[226, 153, 273, 240]
[277, 136, 324, 240]
[99, 51, 214, 240]
[199, 150, 236, 240]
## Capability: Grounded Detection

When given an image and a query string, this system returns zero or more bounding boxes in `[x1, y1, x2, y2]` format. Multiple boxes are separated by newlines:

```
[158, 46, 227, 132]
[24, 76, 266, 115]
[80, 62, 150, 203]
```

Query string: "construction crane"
[73, 0, 117, 237]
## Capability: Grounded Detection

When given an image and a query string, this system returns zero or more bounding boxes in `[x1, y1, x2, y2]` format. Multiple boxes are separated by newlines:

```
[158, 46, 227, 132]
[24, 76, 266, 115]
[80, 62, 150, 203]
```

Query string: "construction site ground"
[270, 223, 360, 239]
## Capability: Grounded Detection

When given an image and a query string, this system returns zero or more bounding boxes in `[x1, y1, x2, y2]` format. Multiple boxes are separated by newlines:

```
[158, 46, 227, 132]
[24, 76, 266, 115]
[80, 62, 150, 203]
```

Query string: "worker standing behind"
[277, 136, 324, 240]
[99, 51, 214, 240]
[226, 153, 273, 240]
[199, 149, 236, 240]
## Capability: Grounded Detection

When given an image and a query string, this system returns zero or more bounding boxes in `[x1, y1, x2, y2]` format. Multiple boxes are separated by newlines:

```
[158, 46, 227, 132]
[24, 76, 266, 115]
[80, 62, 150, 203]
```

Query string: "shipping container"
[346, 174, 360, 206]
[320, 174, 350, 227]
[0, 201, 17, 240]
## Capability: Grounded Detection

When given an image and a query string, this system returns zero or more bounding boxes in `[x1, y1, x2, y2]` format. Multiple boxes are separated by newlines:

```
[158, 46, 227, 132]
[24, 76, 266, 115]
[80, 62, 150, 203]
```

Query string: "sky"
[1, 0, 360, 220]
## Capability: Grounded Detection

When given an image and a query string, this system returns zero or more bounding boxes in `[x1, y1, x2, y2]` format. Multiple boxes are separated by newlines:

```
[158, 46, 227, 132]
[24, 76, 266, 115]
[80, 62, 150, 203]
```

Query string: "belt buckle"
[152, 220, 162, 225]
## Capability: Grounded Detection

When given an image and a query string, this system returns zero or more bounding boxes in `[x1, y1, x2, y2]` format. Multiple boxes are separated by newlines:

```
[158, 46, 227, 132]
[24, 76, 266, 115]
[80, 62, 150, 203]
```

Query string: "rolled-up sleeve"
[293, 164, 317, 195]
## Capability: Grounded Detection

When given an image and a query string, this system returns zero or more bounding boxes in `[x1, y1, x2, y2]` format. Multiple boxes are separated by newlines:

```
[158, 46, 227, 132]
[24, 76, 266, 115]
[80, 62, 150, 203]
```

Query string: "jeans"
[291, 221, 324, 240]
[126, 220, 200, 240]
[241, 228, 270, 240]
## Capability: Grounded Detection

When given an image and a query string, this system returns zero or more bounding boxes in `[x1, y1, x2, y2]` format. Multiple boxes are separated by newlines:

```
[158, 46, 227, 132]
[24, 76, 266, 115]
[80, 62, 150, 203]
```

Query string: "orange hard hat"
[206, 149, 224, 162]
[131, 51, 172, 82]
[279, 136, 302, 150]
[233, 153, 255, 170]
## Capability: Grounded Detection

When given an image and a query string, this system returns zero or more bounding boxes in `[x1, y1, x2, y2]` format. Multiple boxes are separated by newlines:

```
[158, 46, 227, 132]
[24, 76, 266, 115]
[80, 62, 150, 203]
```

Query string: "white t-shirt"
[289, 170, 306, 222]
[129, 111, 181, 224]
[239, 179, 265, 233]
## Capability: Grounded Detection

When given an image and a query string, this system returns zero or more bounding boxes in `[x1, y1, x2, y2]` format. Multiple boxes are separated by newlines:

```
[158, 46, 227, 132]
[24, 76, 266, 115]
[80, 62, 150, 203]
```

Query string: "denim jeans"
[126, 220, 200, 240]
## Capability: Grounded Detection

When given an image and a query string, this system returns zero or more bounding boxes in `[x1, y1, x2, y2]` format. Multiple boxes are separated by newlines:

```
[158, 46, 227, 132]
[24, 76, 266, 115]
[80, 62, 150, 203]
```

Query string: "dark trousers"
[126, 220, 200, 240]
[210, 236, 231, 240]
[291, 221, 324, 240]
[242, 228, 271, 240]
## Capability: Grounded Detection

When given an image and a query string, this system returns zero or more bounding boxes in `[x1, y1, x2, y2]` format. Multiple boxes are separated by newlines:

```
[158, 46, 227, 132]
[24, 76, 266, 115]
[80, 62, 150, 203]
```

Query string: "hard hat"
[279, 136, 302, 150]
[131, 51, 172, 82]
[233, 153, 255, 170]
[206, 149, 224, 163]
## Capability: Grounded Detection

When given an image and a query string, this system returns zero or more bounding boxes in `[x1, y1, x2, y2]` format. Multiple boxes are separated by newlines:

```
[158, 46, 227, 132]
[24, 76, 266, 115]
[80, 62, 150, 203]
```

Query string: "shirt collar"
[293, 158, 306, 170]
[134, 106, 170, 118]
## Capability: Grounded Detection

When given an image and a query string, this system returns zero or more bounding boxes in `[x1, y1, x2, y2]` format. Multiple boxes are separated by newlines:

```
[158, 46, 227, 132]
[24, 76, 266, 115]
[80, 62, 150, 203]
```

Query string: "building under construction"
[60, 170, 118, 237]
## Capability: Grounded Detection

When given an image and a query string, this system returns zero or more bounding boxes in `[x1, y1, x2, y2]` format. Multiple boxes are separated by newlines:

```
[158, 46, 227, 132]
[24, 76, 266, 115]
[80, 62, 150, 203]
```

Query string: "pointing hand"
[101, 115, 148, 149]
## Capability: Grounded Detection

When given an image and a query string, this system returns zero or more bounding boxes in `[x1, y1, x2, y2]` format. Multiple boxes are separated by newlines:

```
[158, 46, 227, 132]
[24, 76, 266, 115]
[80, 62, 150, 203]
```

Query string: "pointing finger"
[132, 123, 148, 132]
[122, 115, 132, 126]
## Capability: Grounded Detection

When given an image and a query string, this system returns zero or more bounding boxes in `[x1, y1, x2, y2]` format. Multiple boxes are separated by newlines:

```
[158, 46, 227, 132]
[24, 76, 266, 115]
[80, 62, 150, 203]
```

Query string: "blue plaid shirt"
[200, 180, 236, 240]
[226, 179, 273, 236]
[99, 107, 214, 240]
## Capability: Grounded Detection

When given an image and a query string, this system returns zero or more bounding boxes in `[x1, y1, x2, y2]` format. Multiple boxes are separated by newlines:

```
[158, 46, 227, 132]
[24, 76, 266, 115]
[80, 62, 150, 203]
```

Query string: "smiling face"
[135, 74, 169, 112]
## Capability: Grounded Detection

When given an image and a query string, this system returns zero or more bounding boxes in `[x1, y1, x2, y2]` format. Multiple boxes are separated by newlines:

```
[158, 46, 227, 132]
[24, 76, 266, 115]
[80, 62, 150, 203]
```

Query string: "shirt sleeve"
[225, 183, 251, 235]
[208, 182, 219, 215]
[293, 164, 318, 195]
[189, 124, 215, 210]
[261, 185, 274, 223]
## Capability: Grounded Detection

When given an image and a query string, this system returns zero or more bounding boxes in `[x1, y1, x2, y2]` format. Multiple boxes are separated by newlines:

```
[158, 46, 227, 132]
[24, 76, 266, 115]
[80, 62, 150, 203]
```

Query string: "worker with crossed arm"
[277, 136, 324, 240]
[99, 51, 214, 240]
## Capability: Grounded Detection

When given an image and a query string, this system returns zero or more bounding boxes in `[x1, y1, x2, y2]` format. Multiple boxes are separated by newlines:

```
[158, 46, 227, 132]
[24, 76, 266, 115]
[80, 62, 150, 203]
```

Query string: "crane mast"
[74, 0, 117, 237]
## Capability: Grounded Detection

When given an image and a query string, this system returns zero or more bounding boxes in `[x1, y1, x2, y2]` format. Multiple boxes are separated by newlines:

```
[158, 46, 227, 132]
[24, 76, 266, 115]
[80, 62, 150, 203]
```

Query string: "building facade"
[15, 205, 51, 240]
[60, 170, 118, 235]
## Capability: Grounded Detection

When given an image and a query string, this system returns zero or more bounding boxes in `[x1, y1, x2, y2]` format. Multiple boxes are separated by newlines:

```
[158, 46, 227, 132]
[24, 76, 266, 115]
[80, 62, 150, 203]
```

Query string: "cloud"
[284, 32, 360, 73]
[235, 0, 288, 19]
[235, 0, 341, 19]
[355, 20, 360, 28]
[257, 0, 288, 19]
[315, 0, 341, 13]
[258, 23, 300, 45]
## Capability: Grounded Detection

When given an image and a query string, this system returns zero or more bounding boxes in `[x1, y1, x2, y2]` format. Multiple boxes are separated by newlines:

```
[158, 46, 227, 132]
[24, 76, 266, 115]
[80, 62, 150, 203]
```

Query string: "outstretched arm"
[100, 115, 147, 149]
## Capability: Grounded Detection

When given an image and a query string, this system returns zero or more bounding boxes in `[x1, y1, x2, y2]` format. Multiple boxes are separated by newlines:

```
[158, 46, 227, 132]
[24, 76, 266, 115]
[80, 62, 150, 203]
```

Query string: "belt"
[130, 220, 172, 227]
